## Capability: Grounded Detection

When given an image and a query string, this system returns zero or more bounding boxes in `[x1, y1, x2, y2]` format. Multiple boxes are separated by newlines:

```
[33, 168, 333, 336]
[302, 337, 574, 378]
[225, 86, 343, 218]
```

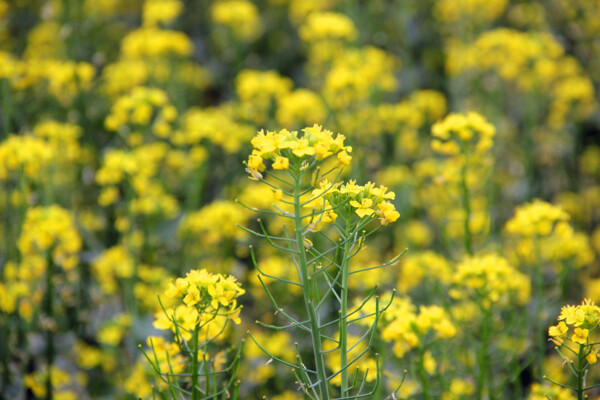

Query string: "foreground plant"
[10, 206, 82, 400]
[142, 269, 245, 399]
[546, 299, 600, 400]
[450, 254, 531, 400]
[430, 111, 496, 256]
[381, 300, 457, 399]
[504, 200, 593, 377]
[240, 125, 402, 399]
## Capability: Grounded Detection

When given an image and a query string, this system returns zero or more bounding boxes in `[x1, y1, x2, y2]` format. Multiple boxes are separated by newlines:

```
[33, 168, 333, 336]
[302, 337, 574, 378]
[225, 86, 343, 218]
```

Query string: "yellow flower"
[154, 269, 245, 342]
[339, 180, 361, 195]
[337, 150, 352, 165]
[272, 156, 289, 170]
[183, 284, 201, 306]
[18, 206, 82, 270]
[376, 201, 400, 225]
[572, 327, 589, 345]
[143, 0, 183, 26]
[98, 186, 119, 206]
[431, 112, 496, 156]
[587, 352, 597, 365]
[548, 321, 568, 337]
[299, 12, 357, 43]
[291, 138, 316, 157]
[211, 0, 262, 41]
[548, 321, 569, 345]
[248, 154, 265, 172]
[505, 200, 569, 237]
[450, 254, 530, 308]
[423, 351, 436, 374]
[246, 125, 351, 178]
[559, 305, 586, 326]
[349, 198, 374, 218]
[371, 185, 395, 200]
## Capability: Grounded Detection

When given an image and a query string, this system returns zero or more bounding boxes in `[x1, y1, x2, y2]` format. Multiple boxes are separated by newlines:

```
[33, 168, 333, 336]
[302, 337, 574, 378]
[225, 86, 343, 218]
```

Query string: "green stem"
[0, 316, 9, 397]
[292, 167, 330, 400]
[417, 346, 430, 400]
[477, 309, 492, 400]
[44, 258, 55, 400]
[485, 313, 494, 400]
[2, 185, 11, 273]
[523, 104, 537, 200]
[372, 337, 385, 400]
[339, 227, 353, 395]
[191, 324, 200, 400]
[1, 80, 12, 138]
[576, 345, 584, 400]
[185, 162, 207, 211]
[533, 237, 544, 379]
[460, 155, 473, 256]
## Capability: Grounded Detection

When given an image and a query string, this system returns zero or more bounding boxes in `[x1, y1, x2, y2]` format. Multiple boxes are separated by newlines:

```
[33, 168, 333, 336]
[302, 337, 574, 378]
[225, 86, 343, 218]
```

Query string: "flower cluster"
[544, 299, 600, 400]
[276, 89, 326, 129]
[91, 245, 135, 295]
[142, 0, 183, 27]
[549, 299, 600, 352]
[246, 125, 352, 179]
[299, 12, 357, 43]
[431, 112, 496, 156]
[144, 269, 245, 397]
[305, 179, 400, 226]
[104, 87, 177, 142]
[178, 106, 253, 154]
[505, 200, 570, 236]
[447, 29, 595, 131]
[96, 144, 180, 216]
[235, 70, 293, 125]
[397, 251, 452, 292]
[382, 301, 457, 358]
[17, 205, 82, 270]
[121, 28, 193, 59]
[505, 200, 594, 267]
[211, 0, 262, 41]
[323, 46, 398, 110]
[0, 54, 95, 104]
[178, 200, 249, 246]
[449, 254, 531, 309]
[0, 135, 52, 182]
[434, 0, 507, 24]
[154, 269, 245, 340]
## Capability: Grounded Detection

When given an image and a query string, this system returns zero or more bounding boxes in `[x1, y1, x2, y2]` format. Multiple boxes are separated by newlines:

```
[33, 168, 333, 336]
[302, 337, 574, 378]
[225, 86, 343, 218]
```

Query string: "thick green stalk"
[476, 309, 492, 400]
[523, 107, 537, 200]
[2, 185, 11, 273]
[191, 324, 200, 400]
[460, 157, 473, 256]
[1, 80, 12, 138]
[0, 318, 8, 398]
[44, 259, 55, 400]
[576, 345, 584, 400]
[372, 337, 385, 400]
[292, 168, 330, 400]
[417, 346, 431, 400]
[339, 227, 352, 395]
[185, 163, 207, 211]
[533, 237, 544, 379]
[484, 310, 493, 400]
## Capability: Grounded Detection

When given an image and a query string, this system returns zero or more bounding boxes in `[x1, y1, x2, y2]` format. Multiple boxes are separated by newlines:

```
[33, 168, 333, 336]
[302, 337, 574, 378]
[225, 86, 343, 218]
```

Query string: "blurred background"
[0, 0, 600, 398]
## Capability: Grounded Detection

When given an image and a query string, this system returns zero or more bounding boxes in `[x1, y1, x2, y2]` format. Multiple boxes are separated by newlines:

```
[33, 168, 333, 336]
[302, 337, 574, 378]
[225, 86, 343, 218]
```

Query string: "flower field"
[1, 0, 600, 399]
